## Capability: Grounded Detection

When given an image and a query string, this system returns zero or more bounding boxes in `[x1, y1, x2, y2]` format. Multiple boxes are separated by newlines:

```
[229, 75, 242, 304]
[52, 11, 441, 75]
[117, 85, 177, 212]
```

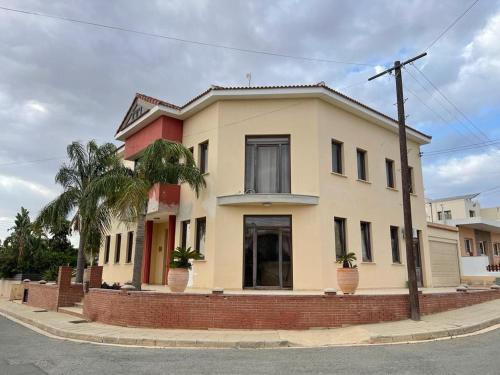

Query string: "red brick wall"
[83, 289, 500, 330]
[26, 284, 58, 311]
[26, 266, 84, 311]
[87, 266, 103, 289]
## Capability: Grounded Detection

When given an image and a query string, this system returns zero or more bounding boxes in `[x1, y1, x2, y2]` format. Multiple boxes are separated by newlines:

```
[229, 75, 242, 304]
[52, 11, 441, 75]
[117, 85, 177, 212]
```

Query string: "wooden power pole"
[368, 52, 427, 321]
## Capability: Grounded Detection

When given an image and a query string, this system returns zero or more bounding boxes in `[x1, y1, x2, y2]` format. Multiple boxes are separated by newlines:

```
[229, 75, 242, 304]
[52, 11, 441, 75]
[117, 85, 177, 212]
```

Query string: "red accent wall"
[83, 289, 500, 330]
[124, 115, 183, 159]
[148, 184, 181, 209]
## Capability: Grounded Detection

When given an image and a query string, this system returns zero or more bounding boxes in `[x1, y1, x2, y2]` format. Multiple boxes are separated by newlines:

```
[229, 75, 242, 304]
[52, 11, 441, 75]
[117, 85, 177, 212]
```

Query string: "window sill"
[356, 179, 371, 184]
[361, 261, 376, 264]
[331, 172, 347, 178]
[202, 172, 210, 176]
[386, 186, 398, 192]
[392, 262, 405, 266]
[193, 259, 206, 263]
[410, 192, 417, 197]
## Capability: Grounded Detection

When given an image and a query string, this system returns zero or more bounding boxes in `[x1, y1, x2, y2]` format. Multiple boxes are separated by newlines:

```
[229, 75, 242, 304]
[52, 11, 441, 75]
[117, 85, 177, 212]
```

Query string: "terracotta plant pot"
[167, 268, 189, 292]
[337, 268, 359, 294]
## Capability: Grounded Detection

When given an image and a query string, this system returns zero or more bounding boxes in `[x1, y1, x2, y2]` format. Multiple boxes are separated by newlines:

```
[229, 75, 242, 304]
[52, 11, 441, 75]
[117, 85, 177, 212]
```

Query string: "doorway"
[243, 216, 292, 289]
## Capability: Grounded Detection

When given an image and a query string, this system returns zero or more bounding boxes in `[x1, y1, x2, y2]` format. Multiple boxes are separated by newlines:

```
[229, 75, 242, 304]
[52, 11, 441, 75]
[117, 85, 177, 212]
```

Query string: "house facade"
[99, 83, 433, 291]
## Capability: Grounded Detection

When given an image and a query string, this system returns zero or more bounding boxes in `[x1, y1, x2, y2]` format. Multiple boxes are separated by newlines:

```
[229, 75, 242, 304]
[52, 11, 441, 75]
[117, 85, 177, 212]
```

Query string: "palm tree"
[37, 140, 121, 283]
[90, 139, 205, 290]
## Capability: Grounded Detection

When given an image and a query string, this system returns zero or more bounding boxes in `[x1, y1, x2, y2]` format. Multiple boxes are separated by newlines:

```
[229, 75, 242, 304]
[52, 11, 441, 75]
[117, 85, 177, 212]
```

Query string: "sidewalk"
[1, 298, 499, 349]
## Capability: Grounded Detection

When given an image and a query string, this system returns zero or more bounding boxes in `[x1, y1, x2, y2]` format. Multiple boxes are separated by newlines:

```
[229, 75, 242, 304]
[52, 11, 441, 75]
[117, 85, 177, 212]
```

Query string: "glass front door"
[244, 216, 292, 289]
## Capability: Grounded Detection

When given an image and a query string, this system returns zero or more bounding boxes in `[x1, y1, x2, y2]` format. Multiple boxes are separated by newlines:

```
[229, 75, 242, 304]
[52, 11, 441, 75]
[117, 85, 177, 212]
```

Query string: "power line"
[403, 66, 485, 143]
[0, 5, 376, 68]
[422, 139, 500, 157]
[0, 156, 65, 167]
[425, 0, 481, 51]
[411, 64, 491, 141]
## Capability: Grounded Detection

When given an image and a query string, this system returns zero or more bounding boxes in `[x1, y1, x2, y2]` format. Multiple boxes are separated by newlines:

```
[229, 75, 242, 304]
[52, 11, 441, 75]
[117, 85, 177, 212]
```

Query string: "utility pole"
[368, 52, 426, 321]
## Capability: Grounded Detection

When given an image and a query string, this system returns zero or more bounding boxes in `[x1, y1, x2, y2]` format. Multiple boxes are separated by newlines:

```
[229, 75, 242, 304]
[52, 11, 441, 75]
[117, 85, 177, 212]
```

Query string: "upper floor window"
[409, 166, 415, 194]
[479, 241, 486, 255]
[331, 140, 343, 174]
[464, 238, 473, 255]
[469, 210, 476, 218]
[199, 141, 209, 174]
[385, 159, 395, 188]
[494, 243, 499, 256]
[356, 148, 367, 181]
[245, 136, 290, 194]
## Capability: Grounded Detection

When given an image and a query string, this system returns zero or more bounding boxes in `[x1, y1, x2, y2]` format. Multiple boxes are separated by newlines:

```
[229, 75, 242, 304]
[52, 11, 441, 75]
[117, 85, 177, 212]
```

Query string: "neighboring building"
[99, 83, 433, 291]
[426, 194, 500, 284]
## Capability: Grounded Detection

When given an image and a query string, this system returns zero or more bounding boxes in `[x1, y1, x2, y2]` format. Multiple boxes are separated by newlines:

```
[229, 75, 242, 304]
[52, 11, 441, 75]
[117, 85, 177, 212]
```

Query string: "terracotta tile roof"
[118, 83, 431, 140]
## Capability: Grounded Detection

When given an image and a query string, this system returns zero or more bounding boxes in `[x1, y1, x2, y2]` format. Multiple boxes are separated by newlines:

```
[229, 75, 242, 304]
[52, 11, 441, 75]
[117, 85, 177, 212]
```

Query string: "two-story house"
[99, 83, 433, 291]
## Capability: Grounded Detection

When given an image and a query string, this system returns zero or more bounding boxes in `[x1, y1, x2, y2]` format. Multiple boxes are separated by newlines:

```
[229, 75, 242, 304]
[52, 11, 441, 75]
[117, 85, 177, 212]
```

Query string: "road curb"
[0, 307, 290, 349]
[369, 316, 500, 344]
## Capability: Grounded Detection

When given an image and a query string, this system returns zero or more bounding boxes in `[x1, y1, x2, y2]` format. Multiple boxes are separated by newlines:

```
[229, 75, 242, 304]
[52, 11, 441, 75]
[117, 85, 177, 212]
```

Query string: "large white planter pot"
[337, 268, 359, 294]
[168, 268, 189, 293]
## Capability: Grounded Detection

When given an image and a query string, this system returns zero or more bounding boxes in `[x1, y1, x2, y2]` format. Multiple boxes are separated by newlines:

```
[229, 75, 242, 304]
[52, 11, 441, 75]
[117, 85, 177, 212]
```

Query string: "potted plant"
[336, 252, 359, 294]
[167, 246, 201, 292]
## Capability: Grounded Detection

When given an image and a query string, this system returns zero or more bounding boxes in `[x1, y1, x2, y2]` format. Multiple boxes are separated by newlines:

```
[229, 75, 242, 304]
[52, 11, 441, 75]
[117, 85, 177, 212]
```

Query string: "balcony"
[147, 183, 180, 214]
[216, 193, 319, 206]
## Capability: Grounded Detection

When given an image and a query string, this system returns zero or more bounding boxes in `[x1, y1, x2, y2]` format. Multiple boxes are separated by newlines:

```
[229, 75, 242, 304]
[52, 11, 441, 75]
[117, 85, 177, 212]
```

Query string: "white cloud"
[25, 100, 48, 114]
[0, 174, 56, 198]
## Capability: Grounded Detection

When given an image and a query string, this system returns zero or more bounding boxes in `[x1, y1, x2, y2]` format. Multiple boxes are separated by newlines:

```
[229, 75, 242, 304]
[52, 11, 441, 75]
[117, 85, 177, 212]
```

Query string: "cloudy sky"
[1, 0, 499, 240]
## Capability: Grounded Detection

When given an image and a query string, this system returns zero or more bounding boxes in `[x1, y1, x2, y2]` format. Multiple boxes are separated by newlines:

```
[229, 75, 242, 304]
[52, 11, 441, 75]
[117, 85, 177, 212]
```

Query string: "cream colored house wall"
[100, 97, 432, 290]
[481, 207, 500, 221]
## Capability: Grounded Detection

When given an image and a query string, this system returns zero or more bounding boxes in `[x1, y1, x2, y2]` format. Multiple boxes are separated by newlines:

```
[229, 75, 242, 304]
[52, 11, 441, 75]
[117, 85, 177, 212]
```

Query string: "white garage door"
[429, 240, 460, 287]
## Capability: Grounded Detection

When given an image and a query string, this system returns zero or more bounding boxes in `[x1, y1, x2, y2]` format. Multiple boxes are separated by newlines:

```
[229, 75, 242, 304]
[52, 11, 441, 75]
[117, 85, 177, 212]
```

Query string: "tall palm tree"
[37, 140, 121, 283]
[90, 139, 205, 290]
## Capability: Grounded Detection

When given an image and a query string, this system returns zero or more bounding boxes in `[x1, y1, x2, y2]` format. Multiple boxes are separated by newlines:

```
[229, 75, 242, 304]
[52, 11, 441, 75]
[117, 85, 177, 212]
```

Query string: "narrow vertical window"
[357, 148, 367, 181]
[386, 159, 395, 188]
[195, 217, 206, 258]
[126, 231, 134, 263]
[361, 222, 372, 262]
[331, 140, 343, 174]
[390, 226, 400, 263]
[181, 220, 190, 249]
[114, 234, 122, 263]
[469, 210, 475, 218]
[334, 217, 346, 258]
[104, 235, 110, 264]
[408, 166, 415, 194]
[199, 141, 208, 174]
[494, 243, 499, 256]
[464, 239, 472, 255]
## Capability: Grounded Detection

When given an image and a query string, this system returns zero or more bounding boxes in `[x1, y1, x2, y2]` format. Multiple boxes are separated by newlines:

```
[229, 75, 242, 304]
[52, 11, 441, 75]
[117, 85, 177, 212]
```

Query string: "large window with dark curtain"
[334, 217, 346, 259]
[360, 222, 372, 262]
[245, 136, 290, 194]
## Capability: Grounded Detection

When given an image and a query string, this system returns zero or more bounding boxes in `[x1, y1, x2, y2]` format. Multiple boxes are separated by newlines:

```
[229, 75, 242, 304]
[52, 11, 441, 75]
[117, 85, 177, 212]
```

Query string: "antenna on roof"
[246, 73, 252, 87]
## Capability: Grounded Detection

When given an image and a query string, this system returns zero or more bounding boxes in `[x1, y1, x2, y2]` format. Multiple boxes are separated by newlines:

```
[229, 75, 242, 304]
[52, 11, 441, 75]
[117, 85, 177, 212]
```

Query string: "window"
[181, 220, 191, 249]
[357, 149, 367, 181]
[479, 241, 486, 255]
[104, 236, 111, 264]
[469, 210, 476, 218]
[245, 136, 290, 194]
[360, 222, 372, 262]
[444, 211, 452, 220]
[409, 167, 415, 194]
[390, 226, 400, 263]
[464, 238, 473, 256]
[188, 146, 194, 154]
[244, 216, 292, 288]
[334, 217, 347, 258]
[114, 234, 122, 263]
[126, 231, 134, 263]
[195, 217, 206, 258]
[199, 141, 209, 174]
[494, 243, 500, 256]
[331, 140, 343, 174]
[386, 159, 395, 188]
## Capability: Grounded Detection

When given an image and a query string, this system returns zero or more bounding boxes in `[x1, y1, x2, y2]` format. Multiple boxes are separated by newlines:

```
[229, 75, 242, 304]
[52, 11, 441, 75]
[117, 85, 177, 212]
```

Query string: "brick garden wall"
[83, 289, 500, 330]
[26, 283, 59, 311]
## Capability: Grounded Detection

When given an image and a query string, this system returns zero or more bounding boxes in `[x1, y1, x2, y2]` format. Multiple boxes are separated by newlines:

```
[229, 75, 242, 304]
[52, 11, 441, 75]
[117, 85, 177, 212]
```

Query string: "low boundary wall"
[26, 266, 102, 311]
[83, 288, 500, 330]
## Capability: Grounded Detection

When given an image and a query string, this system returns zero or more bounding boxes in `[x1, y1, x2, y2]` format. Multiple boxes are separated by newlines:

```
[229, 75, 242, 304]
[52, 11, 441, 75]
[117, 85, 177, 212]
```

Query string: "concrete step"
[58, 306, 85, 319]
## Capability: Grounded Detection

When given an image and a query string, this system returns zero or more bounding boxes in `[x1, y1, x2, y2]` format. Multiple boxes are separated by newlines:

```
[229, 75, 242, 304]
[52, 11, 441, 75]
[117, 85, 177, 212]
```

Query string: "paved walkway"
[1, 298, 499, 349]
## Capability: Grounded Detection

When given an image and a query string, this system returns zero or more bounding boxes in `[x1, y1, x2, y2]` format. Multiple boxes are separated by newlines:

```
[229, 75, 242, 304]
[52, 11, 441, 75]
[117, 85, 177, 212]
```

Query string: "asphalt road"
[1, 316, 500, 375]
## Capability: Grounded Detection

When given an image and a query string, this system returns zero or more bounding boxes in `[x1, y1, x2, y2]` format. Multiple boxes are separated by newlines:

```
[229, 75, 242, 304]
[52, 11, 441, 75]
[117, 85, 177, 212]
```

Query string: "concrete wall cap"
[212, 287, 224, 294]
[490, 284, 500, 290]
[121, 284, 136, 291]
[324, 288, 338, 295]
